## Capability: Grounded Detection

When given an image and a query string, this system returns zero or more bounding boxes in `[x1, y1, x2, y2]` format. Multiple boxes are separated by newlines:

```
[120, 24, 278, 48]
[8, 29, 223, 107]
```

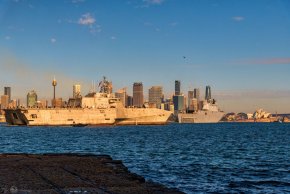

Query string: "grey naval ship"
[4, 77, 172, 126]
[177, 86, 224, 123]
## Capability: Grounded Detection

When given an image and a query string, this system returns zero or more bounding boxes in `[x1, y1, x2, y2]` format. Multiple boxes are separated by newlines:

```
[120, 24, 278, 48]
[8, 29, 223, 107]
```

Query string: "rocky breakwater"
[0, 153, 183, 194]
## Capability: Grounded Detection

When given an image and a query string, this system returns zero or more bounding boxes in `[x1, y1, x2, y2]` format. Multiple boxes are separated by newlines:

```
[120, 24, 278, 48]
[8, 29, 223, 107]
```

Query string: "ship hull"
[116, 108, 172, 125]
[178, 111, 224, 123]
[4, 108, 172, 126]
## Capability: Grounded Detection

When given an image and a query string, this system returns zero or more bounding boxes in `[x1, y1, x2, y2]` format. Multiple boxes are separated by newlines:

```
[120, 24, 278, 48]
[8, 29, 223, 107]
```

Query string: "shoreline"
[0, 153, 183, 194]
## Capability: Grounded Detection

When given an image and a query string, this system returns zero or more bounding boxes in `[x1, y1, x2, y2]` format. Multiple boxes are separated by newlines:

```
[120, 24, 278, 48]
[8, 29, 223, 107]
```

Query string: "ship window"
[31, 114, 37, 118]
[12, 113, 18, 119]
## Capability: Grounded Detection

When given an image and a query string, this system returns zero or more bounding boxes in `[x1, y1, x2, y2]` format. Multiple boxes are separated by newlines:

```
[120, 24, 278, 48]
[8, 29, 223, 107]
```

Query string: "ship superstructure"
[178, 86, 224, 123]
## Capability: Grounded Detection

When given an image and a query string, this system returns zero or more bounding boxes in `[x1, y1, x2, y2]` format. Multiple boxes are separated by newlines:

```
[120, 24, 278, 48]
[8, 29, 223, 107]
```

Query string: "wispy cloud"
[50, 38, 56, 43]
[235, 57, 290, 66]
[78, 13, 95, 25]
[144, 0, 165, 5]
[78, 13, 101, 34]
[72, 0, 85, 3]
[250, 58, 290, 65]
[232, 16, 245, 22]
[216, 89, 290, 99]
[136, 0, 165, 8]
[110, 36, 117, 40]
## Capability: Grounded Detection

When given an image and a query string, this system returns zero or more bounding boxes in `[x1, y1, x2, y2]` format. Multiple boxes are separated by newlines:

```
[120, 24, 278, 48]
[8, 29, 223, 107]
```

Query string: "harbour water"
[0, 123, 289, 193]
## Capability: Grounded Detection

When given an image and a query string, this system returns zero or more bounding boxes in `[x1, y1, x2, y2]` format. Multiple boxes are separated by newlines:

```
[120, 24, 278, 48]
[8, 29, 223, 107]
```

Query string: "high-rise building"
[133, 82, 143, 108]
[188, 90, 194, 110]
[0, 95, 9, 109]
[173, 95, 185, 114]
[4, 87, 11, 102]
[115, 88, 126, 106]
[194, 88, 200, 101]
[27, 90, 38, 108]
[127, 95, 133, 107]
[148, 86, 163, 108]
[73, 84, 81, 98]
[205, 85, 211, 101]
[175, 80, 181, 95]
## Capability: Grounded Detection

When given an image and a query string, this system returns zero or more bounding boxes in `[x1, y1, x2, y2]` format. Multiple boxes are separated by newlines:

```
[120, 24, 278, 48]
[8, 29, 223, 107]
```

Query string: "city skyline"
[0, 0, 290, 113]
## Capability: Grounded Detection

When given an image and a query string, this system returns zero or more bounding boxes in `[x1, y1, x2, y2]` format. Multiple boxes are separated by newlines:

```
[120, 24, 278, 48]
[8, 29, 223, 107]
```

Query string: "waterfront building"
[27, 90, 38, 108]
[148, 86, 163, 109]
[194, 88, 200, 100]
[4, 87, 11, 102]
[115, 88, 127, 106]
[194, 88, 200, 110]
[175, 80, 181, 95]
[173, 95, 185, 114]
[188, 98, 198, 112]
[164, 98, 173, 112]
[52, 98, 62, 108]
[127, 95, 133, 107]
[188, 90, 194, 111]
[205, 85, 211, 101]
[73, 84, 81, 98]
[0, 95, 9, 109]
[133, 82, 143, 108]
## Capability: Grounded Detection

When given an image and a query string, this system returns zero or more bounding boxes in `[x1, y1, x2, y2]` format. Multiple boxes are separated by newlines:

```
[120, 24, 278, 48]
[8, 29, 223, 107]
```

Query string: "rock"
[0, 153, 183, 194]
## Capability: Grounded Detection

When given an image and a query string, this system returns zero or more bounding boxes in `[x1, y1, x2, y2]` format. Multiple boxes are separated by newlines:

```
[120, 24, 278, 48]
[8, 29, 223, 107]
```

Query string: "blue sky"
[0, 0, 290, 113]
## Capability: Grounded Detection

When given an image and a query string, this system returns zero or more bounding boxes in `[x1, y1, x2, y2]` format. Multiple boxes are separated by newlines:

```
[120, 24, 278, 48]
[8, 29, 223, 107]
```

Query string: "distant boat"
[178, 101, 224, 123]
[178, 87, 224, 123]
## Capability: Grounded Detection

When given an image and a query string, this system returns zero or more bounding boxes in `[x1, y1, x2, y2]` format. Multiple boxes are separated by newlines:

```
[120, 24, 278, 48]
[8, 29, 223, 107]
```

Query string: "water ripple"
[0, 123, 290, 193]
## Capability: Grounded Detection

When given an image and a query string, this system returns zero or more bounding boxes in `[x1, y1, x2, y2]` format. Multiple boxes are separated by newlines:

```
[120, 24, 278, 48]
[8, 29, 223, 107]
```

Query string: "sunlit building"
[27, 90, 38, 108]
[149, 86, 163, 108]
[133, 82, 143, 108]
[4, 87, 11, 102]
[0, 95, 9, 109]
[173, 95, 185, 114]
[115, 88, 127, 106]
[73, 84, 81, 98]
[175, 80, 181, 95]
[188, 90, 194, 111]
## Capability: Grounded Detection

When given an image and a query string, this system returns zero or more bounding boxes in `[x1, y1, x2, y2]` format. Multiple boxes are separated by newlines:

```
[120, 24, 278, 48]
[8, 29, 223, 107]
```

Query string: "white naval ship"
[4, 77, 172, 126]
[178, 86, 224, 123]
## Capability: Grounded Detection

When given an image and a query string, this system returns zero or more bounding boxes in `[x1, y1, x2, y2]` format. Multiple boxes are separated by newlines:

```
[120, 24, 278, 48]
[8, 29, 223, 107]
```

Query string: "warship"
[4, 77, 172, 126]
[177, 86, 224, 123]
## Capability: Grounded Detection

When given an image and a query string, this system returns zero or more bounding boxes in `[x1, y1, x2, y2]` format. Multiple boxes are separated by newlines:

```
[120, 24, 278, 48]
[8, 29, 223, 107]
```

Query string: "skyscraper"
[148, 86, 163, 108]
[73, 84, 81, 98]
[115, 88, 126, 106]
[133, 82, 143, 108]
[4, 87, 11, 102]
[205, 85, 211, 101]
[127, 95, 133, 107]
[194, 88, 200, 104]
[27, 90, 38, 108]
[173, 95, 185, 113]
[188, 90, 194, 110]
[175, 80, 181, 95]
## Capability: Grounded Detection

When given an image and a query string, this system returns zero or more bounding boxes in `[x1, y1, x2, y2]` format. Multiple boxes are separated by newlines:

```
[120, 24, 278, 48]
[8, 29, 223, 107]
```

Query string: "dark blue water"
[0, 123, 290, 193]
